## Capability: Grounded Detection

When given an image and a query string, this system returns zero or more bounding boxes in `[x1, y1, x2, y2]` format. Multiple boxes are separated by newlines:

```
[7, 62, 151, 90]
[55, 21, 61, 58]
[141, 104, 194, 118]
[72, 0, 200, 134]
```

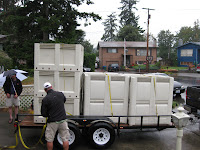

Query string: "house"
[97, 41, 158, 69]
[177, 42, 200, 67]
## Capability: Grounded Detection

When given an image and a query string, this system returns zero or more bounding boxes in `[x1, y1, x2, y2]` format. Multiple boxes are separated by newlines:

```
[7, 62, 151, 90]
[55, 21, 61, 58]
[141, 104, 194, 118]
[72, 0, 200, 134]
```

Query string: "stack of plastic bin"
[34, 43, 83, 123]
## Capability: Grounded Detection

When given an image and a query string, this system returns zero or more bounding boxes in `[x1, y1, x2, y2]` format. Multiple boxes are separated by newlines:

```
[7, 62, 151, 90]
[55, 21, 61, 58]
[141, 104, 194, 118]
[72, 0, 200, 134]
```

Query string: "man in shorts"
[41, 82, 69, 150]
[3, 74, 22, 124]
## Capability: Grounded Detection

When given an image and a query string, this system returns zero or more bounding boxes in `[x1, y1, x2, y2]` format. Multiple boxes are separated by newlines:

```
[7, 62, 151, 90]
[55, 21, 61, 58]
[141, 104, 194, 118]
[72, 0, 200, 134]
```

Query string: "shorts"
[6, 94, 20, 107]
[45, 121, 70, 142]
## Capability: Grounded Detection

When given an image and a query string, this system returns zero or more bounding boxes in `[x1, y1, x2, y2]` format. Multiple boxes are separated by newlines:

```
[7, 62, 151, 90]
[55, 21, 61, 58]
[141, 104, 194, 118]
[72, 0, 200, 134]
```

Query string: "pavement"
[0, 110, 200, 150]
[0, 71, 200, 150]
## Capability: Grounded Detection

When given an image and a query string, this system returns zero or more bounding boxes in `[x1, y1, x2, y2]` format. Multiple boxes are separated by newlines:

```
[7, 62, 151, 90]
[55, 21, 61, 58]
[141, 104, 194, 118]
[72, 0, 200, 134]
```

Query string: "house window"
[136, 49, 151, 56]
[181, 49, 193, 57]
[180, 62, 193, 66]
[107, 48, 117, 53]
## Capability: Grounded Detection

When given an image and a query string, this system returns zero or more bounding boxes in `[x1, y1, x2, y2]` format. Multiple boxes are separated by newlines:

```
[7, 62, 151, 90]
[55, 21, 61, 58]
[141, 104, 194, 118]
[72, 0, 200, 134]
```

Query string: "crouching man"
[41, 82, 69, 150]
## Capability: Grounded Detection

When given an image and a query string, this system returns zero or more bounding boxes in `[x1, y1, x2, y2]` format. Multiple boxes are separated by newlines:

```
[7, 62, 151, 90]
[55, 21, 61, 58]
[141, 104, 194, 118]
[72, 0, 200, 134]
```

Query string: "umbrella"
[0, 69, 28, 87]
[3, 69, 17, 77]
[0, 73, 6, 87]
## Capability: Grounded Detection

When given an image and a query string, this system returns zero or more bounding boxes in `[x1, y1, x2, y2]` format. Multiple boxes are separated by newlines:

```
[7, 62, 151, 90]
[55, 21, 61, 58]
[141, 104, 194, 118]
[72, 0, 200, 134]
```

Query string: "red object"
[186, 89, 187, 100]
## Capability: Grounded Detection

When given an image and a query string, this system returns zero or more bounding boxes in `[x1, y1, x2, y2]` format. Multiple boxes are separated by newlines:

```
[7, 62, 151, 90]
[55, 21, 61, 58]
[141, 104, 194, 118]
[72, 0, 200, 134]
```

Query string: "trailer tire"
[88, 122, 115, 149]
[54, 123, 80, 149]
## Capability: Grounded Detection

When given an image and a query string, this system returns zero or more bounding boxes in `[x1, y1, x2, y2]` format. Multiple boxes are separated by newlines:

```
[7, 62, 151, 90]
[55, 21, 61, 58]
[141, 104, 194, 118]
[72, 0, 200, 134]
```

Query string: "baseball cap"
[43, 82, 52, 89]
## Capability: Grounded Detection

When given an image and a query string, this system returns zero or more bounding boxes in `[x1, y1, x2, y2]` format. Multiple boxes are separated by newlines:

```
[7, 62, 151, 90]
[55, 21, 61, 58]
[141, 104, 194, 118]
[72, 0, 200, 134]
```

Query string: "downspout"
[196, 49, 198, 66]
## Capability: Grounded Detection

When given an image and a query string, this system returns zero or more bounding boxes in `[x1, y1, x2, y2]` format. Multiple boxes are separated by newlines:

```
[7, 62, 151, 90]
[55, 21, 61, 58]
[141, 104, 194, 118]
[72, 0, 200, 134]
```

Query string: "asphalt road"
[0, 112, 200, 150]
[0, 72, 200, 150]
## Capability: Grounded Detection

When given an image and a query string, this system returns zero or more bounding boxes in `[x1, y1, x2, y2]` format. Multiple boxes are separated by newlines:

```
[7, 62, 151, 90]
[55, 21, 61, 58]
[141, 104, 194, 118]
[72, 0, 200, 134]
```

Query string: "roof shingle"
[98, 41, 157, 48]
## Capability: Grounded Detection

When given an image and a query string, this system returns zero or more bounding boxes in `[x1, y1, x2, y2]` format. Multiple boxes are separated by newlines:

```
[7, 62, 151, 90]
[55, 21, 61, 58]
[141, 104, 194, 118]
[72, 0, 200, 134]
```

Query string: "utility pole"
[142, 8, 155, 72]
[124, 38, 126, 67]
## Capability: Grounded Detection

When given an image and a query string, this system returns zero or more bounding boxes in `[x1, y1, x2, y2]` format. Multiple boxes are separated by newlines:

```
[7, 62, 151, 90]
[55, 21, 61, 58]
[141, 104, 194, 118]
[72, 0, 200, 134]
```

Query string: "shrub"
[0, 50, 13, 70]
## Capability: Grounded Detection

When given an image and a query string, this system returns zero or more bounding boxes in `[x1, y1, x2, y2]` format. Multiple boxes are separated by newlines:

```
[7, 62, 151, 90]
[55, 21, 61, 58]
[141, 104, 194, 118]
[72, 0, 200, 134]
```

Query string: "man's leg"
[63, 141, 69, 150]
[8, 107, 13, 120]
[14, 106, 18, 119]
[47, 142, 53, 150]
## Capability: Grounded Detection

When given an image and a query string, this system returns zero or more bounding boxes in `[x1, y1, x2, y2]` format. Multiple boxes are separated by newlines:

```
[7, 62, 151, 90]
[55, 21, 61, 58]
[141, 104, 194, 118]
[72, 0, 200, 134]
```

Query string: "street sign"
[146, 56, 153, 61]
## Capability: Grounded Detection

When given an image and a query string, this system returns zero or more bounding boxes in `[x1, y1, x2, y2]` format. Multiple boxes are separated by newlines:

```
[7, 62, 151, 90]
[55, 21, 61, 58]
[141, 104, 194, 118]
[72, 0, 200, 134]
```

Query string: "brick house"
[98, 41, 158, 69]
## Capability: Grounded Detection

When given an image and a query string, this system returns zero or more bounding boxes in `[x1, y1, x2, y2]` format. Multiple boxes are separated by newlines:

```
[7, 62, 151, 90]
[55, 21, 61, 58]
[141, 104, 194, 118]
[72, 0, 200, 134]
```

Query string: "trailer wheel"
[88, 122, 115, 149]
[55, 123, 80, 149]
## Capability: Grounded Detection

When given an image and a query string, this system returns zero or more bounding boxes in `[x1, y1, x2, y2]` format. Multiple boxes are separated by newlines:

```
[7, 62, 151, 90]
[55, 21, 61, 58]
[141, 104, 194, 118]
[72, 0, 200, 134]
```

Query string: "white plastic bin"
[128, 75, 174, 126]
[83, 72, 129, 123]
[34, 70, 82, 98]
[34, 43, 83, 71]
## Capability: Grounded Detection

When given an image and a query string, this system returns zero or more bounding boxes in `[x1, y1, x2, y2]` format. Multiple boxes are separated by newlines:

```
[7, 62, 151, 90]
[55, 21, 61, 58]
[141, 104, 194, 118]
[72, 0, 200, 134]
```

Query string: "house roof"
[177, 42, 200, 48]
[97, 41, 158, 49]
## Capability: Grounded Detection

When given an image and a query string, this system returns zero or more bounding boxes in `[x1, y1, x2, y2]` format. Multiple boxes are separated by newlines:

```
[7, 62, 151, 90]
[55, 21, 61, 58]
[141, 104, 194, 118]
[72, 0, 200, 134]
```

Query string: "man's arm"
[41, 98, 48, 117]
[3, 79, 9, 94]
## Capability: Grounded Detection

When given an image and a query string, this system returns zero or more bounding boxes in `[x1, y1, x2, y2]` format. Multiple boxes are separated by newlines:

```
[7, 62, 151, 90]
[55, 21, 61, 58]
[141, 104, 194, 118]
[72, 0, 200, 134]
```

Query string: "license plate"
[176, 90, 180, 93]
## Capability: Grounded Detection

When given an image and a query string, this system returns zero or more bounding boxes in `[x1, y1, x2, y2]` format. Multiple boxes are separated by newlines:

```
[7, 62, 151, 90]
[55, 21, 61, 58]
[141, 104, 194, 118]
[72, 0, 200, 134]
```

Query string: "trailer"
[20, 43, 175, 149]
[16, 113, 174, 149]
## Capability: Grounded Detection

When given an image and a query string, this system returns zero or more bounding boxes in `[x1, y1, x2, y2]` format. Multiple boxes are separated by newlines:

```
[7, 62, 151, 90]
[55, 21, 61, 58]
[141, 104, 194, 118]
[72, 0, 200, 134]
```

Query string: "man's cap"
[43, 82, 52, 89]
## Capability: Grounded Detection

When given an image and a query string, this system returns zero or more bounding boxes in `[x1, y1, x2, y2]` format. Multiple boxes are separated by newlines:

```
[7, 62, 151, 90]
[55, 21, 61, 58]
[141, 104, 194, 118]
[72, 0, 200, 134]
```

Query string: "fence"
[0, 85, 34, 110]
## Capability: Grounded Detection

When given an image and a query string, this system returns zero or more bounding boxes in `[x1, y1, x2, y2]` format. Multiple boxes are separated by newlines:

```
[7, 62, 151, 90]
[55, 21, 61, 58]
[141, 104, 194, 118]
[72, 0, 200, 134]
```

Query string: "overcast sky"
[77, 0, 200, 47]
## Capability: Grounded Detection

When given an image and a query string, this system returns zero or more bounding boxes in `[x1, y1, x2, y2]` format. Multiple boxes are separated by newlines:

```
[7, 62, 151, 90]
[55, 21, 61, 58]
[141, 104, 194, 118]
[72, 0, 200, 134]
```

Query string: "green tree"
[84, 53, 96, 71]
[175, 20, 200, 46]
[176, 26, 194, 44]
[0, 0, 101, 68]
[116, 25, 145, 41]
[0, 50, 13, 70]
[81, 40, 93, 54]
[119, 0, 139, 27]
[101, 13, 118, 41]
[0, 0, 17, 12]
[117, 0, 144, 41]
[157, 30, 175, 65]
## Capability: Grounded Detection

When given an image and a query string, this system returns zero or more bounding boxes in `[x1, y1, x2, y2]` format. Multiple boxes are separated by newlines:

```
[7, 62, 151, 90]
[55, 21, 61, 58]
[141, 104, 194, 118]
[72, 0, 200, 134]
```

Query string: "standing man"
[3, 74, 22, 124]
[41, 82, 69, 150]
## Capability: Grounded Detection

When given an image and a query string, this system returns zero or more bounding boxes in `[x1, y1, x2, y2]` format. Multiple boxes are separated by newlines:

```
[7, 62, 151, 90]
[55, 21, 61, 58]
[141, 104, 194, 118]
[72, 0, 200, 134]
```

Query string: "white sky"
[77, 0, 200, 47]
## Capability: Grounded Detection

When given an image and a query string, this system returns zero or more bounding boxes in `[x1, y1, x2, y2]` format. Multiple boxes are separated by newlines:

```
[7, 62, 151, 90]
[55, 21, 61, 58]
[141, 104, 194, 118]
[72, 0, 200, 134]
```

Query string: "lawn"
[161, 66, 188, 70]
[22, 76, 34, 85]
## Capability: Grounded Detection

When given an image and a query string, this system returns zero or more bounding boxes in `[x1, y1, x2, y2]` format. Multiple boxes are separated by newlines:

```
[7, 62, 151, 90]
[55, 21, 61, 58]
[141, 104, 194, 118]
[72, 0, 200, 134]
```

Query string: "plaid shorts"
[45, 121, 70, 142]
[6, 94, 20, 107]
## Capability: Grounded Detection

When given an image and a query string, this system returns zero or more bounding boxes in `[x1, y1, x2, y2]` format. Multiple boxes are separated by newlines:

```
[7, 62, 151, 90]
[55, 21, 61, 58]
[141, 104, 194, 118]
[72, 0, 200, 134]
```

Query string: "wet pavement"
[0, 72, 200, 150]
[0, 110, 199, 150]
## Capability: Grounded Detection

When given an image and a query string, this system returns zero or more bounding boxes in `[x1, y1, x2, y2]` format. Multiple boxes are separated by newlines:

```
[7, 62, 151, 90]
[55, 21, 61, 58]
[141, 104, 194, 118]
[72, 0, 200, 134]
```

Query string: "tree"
[81, 40, 93, 54]
[116, 25, 145, 41]
[117, 0, 144, 41]
[118, 0, 139, 27]
[0, 50, 12, 70]
[0, 0, 17, 12]
[0, 0, 101, 68]
[101, 13, 118, 41]
[157, 30, 175, 65]
[175, 20, 200, 45]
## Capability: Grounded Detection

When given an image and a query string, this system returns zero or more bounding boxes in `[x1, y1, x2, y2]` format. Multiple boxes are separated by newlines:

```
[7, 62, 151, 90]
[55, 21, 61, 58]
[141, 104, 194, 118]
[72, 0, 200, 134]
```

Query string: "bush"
[0, 50, 13, 70]
[84, 53, 96, 72]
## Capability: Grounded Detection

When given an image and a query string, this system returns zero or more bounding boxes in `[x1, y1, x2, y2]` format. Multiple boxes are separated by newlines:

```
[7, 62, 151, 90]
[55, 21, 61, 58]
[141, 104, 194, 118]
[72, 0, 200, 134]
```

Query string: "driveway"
[0, 110, 200, 150]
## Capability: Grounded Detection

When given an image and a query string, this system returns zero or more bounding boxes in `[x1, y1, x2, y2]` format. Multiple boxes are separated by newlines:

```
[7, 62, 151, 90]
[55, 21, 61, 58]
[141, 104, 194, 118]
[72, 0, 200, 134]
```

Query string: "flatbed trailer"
[17, 114, 175, 149]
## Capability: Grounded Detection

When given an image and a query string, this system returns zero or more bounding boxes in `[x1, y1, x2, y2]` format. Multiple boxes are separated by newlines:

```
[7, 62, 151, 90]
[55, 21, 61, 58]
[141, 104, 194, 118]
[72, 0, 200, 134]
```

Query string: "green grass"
[22, 76, 34, 85]
[172, 101, 179, 108]
[161, 66, 188, 70]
